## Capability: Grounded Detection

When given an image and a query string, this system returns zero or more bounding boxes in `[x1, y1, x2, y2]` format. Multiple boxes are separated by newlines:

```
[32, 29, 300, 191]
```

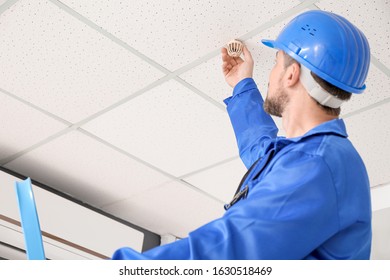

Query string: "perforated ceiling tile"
[60, 0, 301, 71]
[83, 79, 238, 177]
[0, 0, 164, 123]
[180, 18, 293, 133]
[344, 102, 390, 187]
[179, 49, 277, 123]
[0, 92, 66, 160]
[317, 0, 390, 66]
[184, 157, 247, 203]
[103, 180, 224, 237]
[5, 131, 171, 207]
[342, 63, 390, 116]
[179, 55, 232, 105]
[0, 0, 8, 6]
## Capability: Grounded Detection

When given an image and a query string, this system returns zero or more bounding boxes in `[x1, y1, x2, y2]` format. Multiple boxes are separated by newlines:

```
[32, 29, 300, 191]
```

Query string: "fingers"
[221, 43, 254, 87]
[221, 47, 237, 72]
[221, 47, 229, 62]
[221, 47, 243, 62]
[221, 47, 235, 64]
[242, 46, 253, 64]
[222, 60, 233, 76]
[221, 44, 251, 76]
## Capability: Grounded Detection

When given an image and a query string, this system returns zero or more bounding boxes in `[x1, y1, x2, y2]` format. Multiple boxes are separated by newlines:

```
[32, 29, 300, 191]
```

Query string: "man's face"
[263, 51, 289, 117]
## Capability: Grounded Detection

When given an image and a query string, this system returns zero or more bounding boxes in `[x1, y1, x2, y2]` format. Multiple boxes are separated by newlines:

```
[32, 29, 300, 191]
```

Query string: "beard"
[263, 88, 289, 118]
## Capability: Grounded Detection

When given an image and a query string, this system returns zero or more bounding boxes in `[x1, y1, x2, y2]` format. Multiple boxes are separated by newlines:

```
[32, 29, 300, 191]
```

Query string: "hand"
[221, 45, 254, 88]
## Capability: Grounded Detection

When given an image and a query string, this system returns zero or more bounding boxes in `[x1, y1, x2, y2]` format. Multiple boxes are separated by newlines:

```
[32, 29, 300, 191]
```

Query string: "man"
[112, 10, 371, 260]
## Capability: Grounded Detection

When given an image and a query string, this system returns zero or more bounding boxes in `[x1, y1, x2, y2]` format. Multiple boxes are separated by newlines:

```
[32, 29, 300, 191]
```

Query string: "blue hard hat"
[262, 10, 370, 93]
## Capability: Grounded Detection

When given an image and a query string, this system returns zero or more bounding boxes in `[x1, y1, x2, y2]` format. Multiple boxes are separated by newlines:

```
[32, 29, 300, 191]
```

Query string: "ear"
[284, 63, 301, 87]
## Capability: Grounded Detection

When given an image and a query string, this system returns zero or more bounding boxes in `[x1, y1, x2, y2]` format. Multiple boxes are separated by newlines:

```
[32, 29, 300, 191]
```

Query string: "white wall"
[371, 183, 390, 259]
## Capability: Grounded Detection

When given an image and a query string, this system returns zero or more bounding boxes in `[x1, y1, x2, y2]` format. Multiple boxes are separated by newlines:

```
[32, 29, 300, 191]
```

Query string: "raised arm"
[222, 47, 277, 168]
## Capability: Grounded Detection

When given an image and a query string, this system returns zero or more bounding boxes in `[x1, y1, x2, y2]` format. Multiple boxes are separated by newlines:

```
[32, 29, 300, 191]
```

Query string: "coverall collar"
[282, 118, 348, 143]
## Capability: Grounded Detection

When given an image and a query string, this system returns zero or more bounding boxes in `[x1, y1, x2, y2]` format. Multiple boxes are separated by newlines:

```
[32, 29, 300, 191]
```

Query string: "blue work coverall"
[112, 78, 372, 260]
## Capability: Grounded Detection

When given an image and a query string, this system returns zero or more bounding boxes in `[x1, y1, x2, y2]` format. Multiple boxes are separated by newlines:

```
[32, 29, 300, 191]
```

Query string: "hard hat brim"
[261, 39, 276, 49]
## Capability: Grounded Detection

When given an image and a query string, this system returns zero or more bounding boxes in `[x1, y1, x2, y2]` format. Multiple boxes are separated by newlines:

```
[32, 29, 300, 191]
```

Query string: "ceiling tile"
[103, 180, 224, 237]
[184, 157, 247, 203]
[245, 19, 296, 94]
[180, 13, 298, 103]
[0, 92, 66, 160]
[344, 102, 390, 187]
[83, 80, 239, 177]
[317, 0, 390, 66]
[179, 55, 233, 106]
[180, 19, 293, 133]
[0, 0, 164, 123]
[61, 0, 301, 71]
[5, 131, 171, 207]
[342, 63, 390, 116]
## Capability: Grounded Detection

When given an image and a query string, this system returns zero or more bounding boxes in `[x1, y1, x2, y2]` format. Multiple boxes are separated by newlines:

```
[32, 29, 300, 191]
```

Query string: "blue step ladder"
[15, 177, 46, 260]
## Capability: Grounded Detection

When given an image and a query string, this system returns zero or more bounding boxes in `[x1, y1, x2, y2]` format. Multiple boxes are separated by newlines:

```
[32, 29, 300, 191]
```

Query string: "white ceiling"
[0, 0, 389, 244]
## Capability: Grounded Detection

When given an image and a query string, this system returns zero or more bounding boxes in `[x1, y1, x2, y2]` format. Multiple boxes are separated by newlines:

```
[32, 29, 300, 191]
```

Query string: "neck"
[282, 90, 337, 138]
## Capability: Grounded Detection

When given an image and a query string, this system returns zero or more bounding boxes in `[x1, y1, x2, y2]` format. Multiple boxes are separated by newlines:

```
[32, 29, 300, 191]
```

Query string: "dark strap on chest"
[224, 149, 275, 210]
[233, 157, 261, 197]
[233, 149, 275, 197]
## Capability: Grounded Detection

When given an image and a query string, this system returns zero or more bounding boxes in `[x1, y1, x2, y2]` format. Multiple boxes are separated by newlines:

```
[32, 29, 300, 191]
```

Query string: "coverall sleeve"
[112, 151, 340, 260]
[224, 78, 278, 169]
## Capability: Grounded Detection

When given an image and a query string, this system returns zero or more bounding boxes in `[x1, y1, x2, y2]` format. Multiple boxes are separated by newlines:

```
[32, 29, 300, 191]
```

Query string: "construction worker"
[112, 10, 371, 260]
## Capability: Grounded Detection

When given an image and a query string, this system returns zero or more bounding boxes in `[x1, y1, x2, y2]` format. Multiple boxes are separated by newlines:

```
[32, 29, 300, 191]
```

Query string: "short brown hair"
[283, 52, 352, 116]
